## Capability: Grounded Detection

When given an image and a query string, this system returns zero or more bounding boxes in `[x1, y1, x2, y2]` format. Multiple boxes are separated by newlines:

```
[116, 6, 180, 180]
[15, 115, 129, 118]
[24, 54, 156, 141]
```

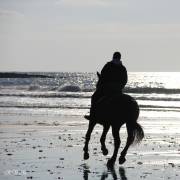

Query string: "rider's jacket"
[99, 61, 127, 95]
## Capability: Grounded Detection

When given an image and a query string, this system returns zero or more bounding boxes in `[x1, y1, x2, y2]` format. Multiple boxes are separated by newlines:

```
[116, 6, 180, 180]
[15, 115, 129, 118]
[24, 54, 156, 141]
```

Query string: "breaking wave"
[58, 85, 82, 92]
[125, 87, 180, 94]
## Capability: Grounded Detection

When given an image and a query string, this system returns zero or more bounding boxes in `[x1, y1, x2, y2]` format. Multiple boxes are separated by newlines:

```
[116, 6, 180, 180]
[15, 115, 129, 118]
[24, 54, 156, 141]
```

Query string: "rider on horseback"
[85, 51, 128, 121]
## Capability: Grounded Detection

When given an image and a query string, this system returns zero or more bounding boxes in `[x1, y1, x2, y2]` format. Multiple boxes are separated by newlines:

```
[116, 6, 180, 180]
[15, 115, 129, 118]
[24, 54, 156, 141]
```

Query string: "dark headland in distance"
[0, 72, 52, 78]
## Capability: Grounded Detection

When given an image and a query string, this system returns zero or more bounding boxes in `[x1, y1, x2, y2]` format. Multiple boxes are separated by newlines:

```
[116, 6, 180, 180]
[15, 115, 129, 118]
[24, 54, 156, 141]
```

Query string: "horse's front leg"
[107, 126, 120, 167]
[83, 120, 96, 160]
[100, 124, 110, 156]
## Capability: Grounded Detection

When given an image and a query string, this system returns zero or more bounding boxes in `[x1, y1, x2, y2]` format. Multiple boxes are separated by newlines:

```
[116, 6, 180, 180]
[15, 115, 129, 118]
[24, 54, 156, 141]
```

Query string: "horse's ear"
[97, 71, 101, 78]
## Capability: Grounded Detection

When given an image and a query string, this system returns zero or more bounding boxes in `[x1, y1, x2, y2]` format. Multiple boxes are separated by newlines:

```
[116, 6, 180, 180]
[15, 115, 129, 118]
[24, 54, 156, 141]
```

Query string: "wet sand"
[0, 115, 180, 179]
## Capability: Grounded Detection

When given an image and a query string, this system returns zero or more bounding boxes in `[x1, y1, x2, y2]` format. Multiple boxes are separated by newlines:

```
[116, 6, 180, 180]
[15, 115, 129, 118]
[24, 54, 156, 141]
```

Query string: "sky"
[0, 0, 180, 72]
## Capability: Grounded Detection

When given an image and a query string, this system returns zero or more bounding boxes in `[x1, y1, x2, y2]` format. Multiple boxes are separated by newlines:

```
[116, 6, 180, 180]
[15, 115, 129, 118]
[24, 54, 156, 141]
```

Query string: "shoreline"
[0, 114, 180, 179]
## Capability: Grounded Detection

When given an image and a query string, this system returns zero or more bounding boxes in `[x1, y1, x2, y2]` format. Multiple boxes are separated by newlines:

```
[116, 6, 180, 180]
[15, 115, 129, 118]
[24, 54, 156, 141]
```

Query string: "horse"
[83, 72, 144, 167]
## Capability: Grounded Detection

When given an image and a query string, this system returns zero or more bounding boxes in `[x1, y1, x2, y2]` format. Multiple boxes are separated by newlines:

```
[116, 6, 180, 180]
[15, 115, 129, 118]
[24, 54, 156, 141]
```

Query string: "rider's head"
[113, 52, 121, 60]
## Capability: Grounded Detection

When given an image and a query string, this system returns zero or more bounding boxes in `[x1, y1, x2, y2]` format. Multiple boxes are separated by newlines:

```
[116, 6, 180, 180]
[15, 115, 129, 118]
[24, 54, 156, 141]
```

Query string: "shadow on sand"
[82, 164, 127, 180]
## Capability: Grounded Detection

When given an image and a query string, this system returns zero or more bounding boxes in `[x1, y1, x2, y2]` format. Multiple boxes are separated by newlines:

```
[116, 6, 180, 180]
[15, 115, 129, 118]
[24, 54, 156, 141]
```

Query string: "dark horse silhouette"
[83, 72, 144, 167]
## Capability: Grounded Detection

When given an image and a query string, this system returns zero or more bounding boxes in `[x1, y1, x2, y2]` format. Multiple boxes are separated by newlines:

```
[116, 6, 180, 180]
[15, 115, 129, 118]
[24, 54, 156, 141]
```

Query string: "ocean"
[0, 72, 180, 119]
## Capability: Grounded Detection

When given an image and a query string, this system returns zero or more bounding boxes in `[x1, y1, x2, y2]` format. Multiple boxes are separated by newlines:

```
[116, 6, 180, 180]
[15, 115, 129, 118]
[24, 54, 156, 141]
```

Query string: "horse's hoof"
[102, 148, 108, 156]
[107, 159, 115, 168]
[119, 157, 126, 164]
[84, 152, 89, 160]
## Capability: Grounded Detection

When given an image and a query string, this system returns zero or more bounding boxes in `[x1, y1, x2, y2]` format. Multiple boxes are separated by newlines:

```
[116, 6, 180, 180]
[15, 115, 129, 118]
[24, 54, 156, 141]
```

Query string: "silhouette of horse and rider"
[83, 52, 144, 167]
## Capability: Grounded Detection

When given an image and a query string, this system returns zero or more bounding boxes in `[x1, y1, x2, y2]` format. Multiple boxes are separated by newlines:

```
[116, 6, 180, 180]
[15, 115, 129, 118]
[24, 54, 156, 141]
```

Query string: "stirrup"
[84, 115, 95, 121]
[84, 115, 91, 120]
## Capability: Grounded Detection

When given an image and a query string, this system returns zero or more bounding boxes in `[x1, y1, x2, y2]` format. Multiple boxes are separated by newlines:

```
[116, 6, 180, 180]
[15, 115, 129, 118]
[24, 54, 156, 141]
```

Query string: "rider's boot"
[84, 107, 95, 121]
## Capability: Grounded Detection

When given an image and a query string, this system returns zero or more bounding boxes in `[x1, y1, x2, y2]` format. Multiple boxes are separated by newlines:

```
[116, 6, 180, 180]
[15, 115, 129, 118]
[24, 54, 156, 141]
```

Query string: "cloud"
[56, 0, 112, 7]
[0, 9, 24, 18]
[58, 23, 180, 39]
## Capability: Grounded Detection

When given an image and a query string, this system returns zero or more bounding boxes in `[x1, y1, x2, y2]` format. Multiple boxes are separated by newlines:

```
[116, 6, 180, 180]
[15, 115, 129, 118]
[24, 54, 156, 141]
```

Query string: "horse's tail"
[131, 122, 144, 145]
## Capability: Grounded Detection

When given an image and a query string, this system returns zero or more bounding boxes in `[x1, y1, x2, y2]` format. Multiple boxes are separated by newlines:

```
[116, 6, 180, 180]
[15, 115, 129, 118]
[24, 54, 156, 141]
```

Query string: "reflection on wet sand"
[82, 164, 127, 180]
[82, 164, 90, 180]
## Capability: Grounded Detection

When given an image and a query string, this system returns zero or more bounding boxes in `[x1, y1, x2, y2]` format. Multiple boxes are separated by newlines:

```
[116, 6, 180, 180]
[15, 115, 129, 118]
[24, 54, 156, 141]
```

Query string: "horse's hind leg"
[83, 120, 96, 160]
[100, 124, 110, 156]
[119, 123, 134, 164]
[107, 126, 120, 167]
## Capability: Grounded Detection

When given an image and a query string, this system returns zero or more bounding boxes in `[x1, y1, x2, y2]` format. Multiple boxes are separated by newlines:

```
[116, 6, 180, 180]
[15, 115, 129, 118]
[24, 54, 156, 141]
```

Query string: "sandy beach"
[0, 114, 180, 180]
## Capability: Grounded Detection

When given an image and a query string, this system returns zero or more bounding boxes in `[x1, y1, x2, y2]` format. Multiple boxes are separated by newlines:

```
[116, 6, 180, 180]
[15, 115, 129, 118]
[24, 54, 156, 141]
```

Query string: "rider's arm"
[121, 66, 128, 89]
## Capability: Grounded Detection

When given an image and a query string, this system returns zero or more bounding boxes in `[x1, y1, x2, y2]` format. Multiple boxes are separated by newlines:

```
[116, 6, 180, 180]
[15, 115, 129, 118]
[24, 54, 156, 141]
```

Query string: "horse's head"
[96, 71, 102, 89]
[97, 71, 101, 79]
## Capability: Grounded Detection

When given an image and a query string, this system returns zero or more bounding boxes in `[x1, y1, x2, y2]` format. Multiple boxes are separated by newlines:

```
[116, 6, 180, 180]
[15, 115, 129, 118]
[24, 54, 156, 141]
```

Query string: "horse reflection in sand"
[83, 72, 144, 167]
[82, 163, 127, 180]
